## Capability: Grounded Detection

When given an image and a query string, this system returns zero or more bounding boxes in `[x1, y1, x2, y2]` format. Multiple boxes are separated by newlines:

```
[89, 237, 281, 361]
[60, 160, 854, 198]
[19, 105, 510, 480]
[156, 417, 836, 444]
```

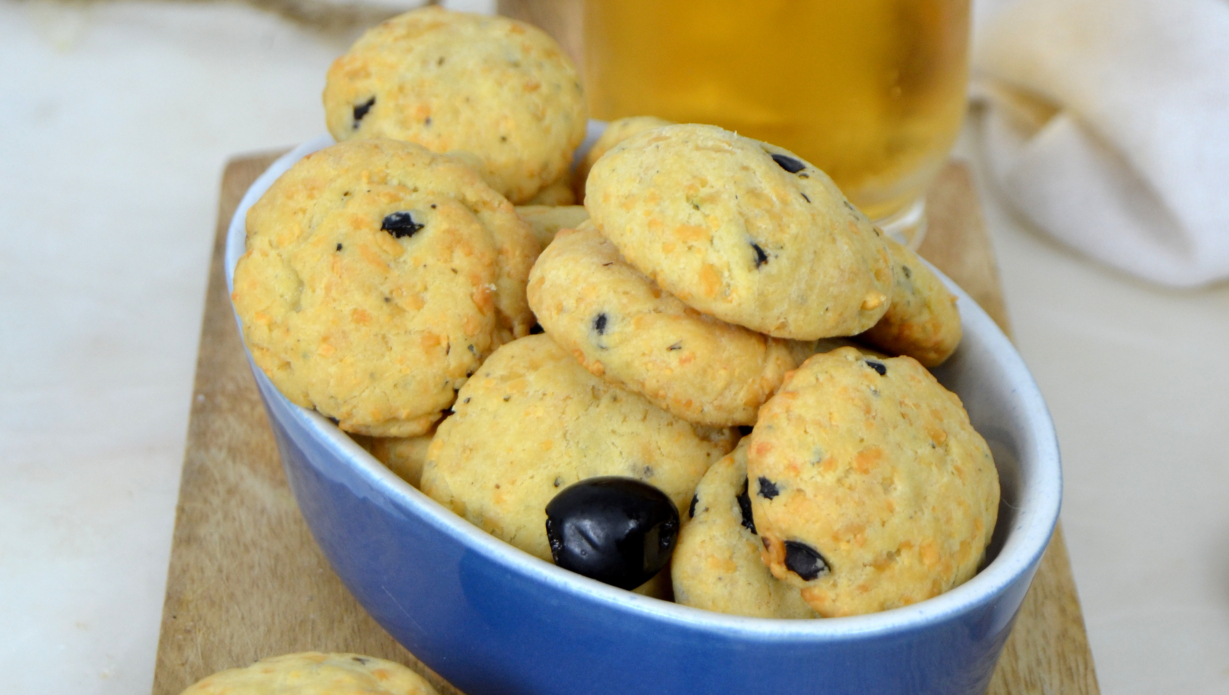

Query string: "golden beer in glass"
[581, 0, 970, 240]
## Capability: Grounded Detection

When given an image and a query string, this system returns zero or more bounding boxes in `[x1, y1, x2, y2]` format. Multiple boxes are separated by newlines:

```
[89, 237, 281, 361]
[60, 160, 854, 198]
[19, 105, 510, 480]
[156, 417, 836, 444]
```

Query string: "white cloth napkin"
[970, 0, 1229, 287]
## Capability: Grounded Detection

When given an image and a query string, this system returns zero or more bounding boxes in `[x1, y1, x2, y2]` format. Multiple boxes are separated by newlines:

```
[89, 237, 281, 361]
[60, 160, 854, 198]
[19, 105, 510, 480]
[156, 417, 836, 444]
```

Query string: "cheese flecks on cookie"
[324, 7, 587, 204]
[585, 123, 893, 340]
[747, 347, 999, 617]
[232, 138, 539, 436]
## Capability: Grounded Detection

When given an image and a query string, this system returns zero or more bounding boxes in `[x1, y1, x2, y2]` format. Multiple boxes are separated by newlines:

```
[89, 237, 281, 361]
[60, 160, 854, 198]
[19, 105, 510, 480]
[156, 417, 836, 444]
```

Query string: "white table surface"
[3, 2, 1227, 694]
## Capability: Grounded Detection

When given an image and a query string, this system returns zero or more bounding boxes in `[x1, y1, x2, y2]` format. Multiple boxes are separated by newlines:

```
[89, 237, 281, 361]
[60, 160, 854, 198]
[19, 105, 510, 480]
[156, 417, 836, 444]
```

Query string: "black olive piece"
[784, 541, 830, 581]
[381, 211, 424, 239]
[336, 243, 343, 251]
[771, 153, 806, 174]
[865, 359, 887, 376]
[757, 476, 779, 500]
[736, 477, 756, 534]
[593, 312, 608, 335]
[751, 242, 769, 268]
[353, 97, 375, 128]
[688, 493, 698, 519]
[544, 476, 679, 590]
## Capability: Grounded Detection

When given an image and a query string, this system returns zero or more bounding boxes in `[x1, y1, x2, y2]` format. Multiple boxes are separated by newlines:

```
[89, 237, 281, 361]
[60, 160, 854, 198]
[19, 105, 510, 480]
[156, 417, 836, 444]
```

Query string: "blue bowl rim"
[225, 130, 1062, 643]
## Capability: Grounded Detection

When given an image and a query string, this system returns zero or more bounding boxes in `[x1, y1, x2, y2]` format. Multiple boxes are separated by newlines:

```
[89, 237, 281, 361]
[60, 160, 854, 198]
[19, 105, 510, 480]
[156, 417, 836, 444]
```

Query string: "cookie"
[672, 439, 818, 619]
[746, 347, 999, 617]
[354, 426, 437, 487]
[858, 237, 962, 367]
[574, 115, 673, 202]
[180, 652, 438, 695]
[586, 123, 893, 340]
[522, 172, 577, 206]
[324, 7, 587, 204]
[232, 138, 539, 436]
[527, 223, 798, 427]
[420, 334, 737, 566]
[515, 204, 589, 248]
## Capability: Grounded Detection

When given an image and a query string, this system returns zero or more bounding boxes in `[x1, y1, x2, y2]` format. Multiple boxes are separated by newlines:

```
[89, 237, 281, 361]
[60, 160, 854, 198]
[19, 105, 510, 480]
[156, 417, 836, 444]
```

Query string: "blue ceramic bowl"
[225, 132, 1061, 695]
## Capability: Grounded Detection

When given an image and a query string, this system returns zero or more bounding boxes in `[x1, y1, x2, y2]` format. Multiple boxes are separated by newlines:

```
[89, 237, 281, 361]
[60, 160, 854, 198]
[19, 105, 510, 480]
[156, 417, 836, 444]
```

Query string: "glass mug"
[502, 0, 970, 245]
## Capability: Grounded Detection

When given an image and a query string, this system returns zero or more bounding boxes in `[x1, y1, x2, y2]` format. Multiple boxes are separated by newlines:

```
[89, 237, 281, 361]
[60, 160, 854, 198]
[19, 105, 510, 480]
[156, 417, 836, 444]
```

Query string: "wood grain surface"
[150, 154, 1099, 695]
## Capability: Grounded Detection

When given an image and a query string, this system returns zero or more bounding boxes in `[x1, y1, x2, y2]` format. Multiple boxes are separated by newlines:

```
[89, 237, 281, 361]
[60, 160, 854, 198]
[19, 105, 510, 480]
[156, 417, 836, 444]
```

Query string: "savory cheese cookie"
[859, 237, 962, 367]
[324, 7, 587, 204]
[527, 223, 798, 427]
[232, 138, 538, 436]
[354, 426, 437, 488]
[747, 347, 999, 617]
[180, 652, 438, 695]
[420, 334, 736, 564]
[574, 115, 673, 202]
[672, 439, 818, 619]
[515, 204, 589, 248]
[585, 124, 893, 340]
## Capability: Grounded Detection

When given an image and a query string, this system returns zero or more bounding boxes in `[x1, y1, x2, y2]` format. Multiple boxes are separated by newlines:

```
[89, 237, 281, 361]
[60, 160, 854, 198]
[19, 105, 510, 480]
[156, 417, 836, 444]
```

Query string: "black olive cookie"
[232, 138, 539, 436]
[527, 223, 798, 427]
[420, 334, 737, 566]
[747, 347, 999, 617]
[672, 439, 818, 619]
[573, 115, 674, 202]
[323, 7, 587, 205]
[859, 237, 963, 367]
[585, 123, 893, 340]
[179, 652, 438, 695]
[515, 204, 589, 248]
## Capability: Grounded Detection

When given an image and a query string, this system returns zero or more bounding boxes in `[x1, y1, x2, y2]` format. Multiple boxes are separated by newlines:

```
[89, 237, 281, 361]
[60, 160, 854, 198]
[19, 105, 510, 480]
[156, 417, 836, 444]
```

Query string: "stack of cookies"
[231, 6, 999, 619]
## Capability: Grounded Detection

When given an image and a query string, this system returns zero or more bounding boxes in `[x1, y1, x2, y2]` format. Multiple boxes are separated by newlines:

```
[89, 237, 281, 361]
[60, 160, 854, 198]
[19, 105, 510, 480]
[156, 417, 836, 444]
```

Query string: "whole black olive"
[544, 476, 679, 590]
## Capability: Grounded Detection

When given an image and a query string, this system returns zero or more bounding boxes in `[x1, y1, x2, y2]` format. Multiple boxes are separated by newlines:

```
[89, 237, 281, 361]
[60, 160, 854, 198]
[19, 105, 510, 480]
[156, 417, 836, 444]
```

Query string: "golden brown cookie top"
[527, 223, 797, 427]
[586, 123, 893, 340]
[324, 7, 587, 204]
[420, 334, 736, 563]
[180, 652, 438, 695]
[232, 138, 538, 436]
[747, 347, 999, 617]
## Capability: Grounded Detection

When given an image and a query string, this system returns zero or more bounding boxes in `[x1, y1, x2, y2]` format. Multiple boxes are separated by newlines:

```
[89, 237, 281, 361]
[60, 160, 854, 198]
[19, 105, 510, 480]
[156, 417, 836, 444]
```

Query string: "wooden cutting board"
[150, 154, 1100, 695]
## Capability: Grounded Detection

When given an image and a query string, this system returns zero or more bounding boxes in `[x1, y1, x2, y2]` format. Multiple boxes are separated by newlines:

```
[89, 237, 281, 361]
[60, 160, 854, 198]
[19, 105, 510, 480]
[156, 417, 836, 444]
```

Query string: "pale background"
[2, 1, 1227, 693]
